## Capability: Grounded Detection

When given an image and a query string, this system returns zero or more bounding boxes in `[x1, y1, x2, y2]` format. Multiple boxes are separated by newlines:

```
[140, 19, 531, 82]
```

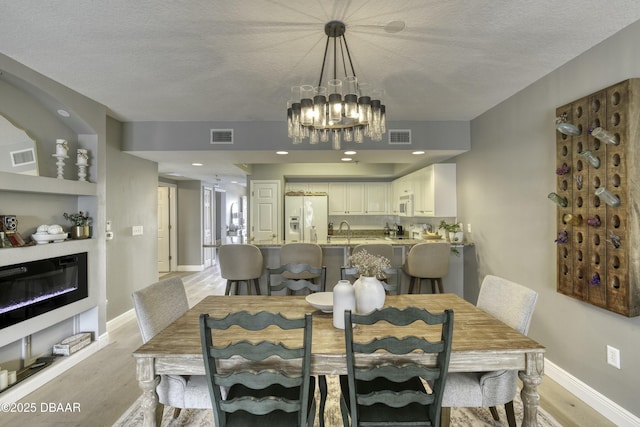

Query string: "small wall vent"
[210, 129, 234, 144]
[388, 129, 412, 145]
[10, 148, 36, 166]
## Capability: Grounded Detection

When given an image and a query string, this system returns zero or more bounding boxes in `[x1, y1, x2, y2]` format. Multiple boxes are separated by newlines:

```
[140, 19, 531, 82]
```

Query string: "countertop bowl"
[305, 292, 333, 313]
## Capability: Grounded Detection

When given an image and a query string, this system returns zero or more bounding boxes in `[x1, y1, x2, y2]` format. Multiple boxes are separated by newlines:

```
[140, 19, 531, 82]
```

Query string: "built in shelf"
[0, 171, 97, 196]
[0, 238, 97, 267]
[0, 342, 99, 404]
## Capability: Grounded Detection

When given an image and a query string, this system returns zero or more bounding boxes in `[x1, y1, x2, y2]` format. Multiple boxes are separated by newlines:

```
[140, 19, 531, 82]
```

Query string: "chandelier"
[287, 20, 387, 150]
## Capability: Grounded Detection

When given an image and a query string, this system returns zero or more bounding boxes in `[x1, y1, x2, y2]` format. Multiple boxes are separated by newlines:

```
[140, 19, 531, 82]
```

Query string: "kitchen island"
[245, 237, 469, 298]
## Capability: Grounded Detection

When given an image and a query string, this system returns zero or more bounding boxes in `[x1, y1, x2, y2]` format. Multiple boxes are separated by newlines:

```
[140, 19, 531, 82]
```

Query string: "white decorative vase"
[353, 276, 386, 314]
[333, 280, 355, 329]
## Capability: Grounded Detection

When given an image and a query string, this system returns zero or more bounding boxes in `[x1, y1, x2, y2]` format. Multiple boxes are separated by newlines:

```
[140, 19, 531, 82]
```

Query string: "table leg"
[519, 352, 544, 427]
[319, 374, 328, 427]
[136, 357, 161, 427]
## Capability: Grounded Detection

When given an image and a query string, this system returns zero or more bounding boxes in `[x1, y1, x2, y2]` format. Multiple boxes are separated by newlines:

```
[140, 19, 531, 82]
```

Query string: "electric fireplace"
[0, 253, 88, 329]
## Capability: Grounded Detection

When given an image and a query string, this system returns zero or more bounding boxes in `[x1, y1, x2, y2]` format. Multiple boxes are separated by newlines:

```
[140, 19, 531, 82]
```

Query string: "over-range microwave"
[399, 194, 414, 216]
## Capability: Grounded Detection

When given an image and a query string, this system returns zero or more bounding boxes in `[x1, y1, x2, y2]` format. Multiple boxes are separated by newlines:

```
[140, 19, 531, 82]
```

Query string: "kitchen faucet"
[339, 220, 351, 241]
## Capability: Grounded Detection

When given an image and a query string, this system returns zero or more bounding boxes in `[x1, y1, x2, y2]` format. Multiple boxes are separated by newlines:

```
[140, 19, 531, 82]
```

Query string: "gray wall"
[177, 180, 203, 267]
[455, 20, 640, 417]
[105, 116, 159, 319]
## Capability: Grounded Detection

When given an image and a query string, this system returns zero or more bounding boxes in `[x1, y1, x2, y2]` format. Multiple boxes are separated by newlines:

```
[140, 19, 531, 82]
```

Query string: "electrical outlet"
[607, 345, 621, 369]
[132, 225, 144, 236]
[467, 223, 472, 233]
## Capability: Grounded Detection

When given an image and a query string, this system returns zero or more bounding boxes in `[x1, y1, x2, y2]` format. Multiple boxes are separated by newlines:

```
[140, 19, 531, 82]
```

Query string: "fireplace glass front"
[0, 253, 88, 329]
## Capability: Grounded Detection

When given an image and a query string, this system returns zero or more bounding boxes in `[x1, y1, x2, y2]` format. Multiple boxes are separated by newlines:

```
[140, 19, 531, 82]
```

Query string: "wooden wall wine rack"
[555, 79, 640, 317]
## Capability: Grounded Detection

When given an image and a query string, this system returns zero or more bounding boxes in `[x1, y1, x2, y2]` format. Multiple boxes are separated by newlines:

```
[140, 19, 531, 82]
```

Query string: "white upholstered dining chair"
[441, 274, 538, 427]
[132, 276, 211, 424]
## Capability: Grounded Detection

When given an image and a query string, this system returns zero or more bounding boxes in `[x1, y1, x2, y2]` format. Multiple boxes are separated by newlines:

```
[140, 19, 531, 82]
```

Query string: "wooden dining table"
[132, 294, 545, 427]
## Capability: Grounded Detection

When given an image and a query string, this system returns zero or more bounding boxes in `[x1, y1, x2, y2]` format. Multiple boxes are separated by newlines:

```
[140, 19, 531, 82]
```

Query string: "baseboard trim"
[107, 308, 136, 332]
[545, 358, 640, 426]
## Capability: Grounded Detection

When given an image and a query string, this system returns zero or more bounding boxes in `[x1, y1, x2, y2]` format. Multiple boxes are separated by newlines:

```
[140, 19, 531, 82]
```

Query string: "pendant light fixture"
[287, 21, 386, 150]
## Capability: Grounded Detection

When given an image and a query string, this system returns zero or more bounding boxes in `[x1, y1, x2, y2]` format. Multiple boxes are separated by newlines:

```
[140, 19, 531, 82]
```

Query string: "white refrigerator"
[285, 195, 328, 242]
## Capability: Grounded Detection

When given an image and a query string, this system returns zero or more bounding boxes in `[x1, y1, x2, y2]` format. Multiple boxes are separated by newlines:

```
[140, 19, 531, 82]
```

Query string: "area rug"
[114, 376, 561, 427]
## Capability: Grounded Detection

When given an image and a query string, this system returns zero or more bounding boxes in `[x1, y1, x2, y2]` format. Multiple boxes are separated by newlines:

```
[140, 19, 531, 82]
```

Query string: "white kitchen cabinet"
[328, 182, 365, 215]
[391, 175, 413, 214]
[364, 182, 389, 214]
[413, 164, 457, 217]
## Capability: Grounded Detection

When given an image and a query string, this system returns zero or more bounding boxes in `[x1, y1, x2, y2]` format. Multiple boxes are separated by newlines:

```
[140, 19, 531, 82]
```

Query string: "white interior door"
[250, 180, 280, 241]
[203, 187, 214, 267]
[157, 186, 170, 272]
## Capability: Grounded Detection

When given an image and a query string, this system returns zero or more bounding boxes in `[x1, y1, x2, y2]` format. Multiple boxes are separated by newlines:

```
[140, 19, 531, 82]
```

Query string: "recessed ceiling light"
[341, 157, 353, 162]
[344, 150, 356, 155]
[412, 151, 425, 155]
[57, 109, 70, 117]
[192, 162, 203, 166]
[231, 180, 238, 184]
[276, 151, 288, 155]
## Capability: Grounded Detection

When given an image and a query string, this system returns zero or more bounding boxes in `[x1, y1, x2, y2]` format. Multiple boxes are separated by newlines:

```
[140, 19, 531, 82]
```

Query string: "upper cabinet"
[364, 182, 389, 215]
[328, 182, 365, 215]
[288, 165, 455, 218]
[394, 164, 456, 217]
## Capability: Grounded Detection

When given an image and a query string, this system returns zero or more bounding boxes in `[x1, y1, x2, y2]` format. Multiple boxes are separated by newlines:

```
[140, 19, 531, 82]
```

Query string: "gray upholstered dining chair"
[218, 243, 263, 295]
[340, 306, 454, 427]
[341, 244, 400, 294]
[403, 241, 450, 293]
[441, 274, 538, 427]
[200, 310, 316, 427]
[132, 276, 211, 425]
[279, 242, 323, 281]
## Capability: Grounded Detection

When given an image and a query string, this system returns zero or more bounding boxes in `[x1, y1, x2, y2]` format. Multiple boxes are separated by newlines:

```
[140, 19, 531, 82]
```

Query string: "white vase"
[353, 276, 386, 314]
[333, 280, 355, 329]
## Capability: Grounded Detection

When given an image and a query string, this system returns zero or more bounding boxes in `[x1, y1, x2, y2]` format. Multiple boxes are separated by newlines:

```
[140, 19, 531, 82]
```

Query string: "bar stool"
[403, 242, 450, 294]
[279, 243, 323, 281]
[218, 244, 263, 295]
[342, 244, 400, 294]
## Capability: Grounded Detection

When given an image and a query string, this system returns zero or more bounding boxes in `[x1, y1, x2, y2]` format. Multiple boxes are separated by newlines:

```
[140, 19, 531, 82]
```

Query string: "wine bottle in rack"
[590, 127, 619, 145]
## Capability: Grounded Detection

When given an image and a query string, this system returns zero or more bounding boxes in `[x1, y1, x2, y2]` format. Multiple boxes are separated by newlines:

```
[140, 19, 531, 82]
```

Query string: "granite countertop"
[251, 237, 472, 248]
[242, 229, 472, 248]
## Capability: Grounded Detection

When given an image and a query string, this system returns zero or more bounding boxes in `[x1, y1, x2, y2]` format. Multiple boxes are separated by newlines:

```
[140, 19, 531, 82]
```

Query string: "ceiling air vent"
[210, 129, 234, 145]
[388, 129, 412, 145]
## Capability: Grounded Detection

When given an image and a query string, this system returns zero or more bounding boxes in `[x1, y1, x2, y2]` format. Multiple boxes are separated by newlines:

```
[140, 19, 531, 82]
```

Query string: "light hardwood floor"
[1, 266, 615, 427]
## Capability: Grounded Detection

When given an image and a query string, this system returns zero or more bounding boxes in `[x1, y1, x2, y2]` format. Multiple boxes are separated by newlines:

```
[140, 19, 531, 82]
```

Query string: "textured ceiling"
[3, 0, 640, 184]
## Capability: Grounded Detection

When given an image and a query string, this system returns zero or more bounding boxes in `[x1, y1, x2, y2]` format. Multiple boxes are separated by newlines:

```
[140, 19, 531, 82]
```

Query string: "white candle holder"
[76, 163, 88, 182]
[76, 149, 89, 182]
[52, 153, 68, 179]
